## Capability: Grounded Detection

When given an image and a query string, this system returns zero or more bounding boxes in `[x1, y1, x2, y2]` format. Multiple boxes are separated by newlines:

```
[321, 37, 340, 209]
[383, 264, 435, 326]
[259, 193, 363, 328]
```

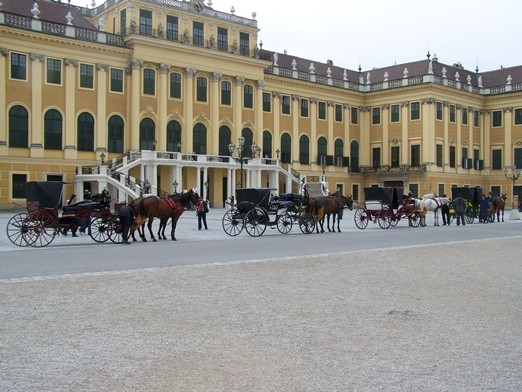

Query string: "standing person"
[118, 202, 134, 244]
[479, 194, 490, 223]
[197, 197, 208, 230]
[452, 193, 467, 226]
[229, 195, 235, 209]
[441, 194, 451, 226]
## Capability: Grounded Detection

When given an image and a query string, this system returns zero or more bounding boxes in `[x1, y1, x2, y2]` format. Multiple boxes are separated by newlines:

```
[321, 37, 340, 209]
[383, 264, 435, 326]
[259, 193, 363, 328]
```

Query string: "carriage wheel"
[244, 207, 267, 237]
[6, 213, 33, 247]
[410, 211, 421, 227]
[354, 208, 369, 229]
[378, 209, 392, 229]
[276, 212, 293, 234]
[222, 210, 243, 236]
[465, 207, 475, 224]
[29, 212, 57, 247]
[298, 213, 316, 234]
[89, 217, 111, 243]
[108, 217, 123, 244]
[390, 213, 399, 227]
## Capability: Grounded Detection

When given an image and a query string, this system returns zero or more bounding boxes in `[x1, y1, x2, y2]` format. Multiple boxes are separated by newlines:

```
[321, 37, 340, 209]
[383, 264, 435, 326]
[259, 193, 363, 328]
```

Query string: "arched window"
[139, 118, 155, 150]
[108, 115, 124, 153]
[299, 135, 310, 164]
[350, 140, 359, 172]
[263, 130, 272, 158]
[44, 109, 62, 150]
[167, 120, 181, 152]
[193, 123, 207, 154]
[335, 139, 344, 166]
[318, 136, 327, 155]
[241, 128, 253, 158]
[9, 105, 29, 148]
[281, 133, 291, 164]
[77, 112, 94, 151]
[219, 125, 231, 155]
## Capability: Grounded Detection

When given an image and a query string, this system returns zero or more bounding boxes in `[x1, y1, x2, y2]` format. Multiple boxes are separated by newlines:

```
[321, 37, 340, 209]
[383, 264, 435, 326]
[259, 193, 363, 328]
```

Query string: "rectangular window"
[514, 108, 522, 125]
[351, 107, 359, 124]
[221, 81, 231, 105]
[143, 68, 155, 95]
[300, 99, 309, 117]
[282, 95, 290, 115]
[409, 184, 419, 198]
[514, 148, 522, 168]
[492, 149, 502, 170]
[436, 144, 443, 167]
[12, 174, 27, 199]
[79, 63, 94, 89]
[335, 104, 343, 122]
[462, 107, 468, 125]
[244, 84, 253, 108]
[410, 102, 420, 120]
[196, 76, 207, 102]
[318, 101, 326, 120]
[411, 144, 420, 166]
[474, 110, 480, 127]
[438, 184, 445, 197]
[352, 184, 359, 202]
[391, 146, 400, 167]
[390, 104, 400, 122]
[239, 32, 249, 55]
[372, 107, 381, 125]
[110, 68, 123, 92]
[46, 58, 62, 84]
[449, 105, 456, 123]
[262, 92, 271, 112]
[217, 27, 228, 51]
[10, 53, 27, 80]
[170, 72, 181, 98]
[139, 9, 152, 35]
[193, 21, 204, 46]
[436, 102, 443, 120]
[166, 15, 178, 40]
[492, 110, 502, 127]
[120, 9, 126, 35]
[372, 147, 380, 168]
[450, 146, 456, 168]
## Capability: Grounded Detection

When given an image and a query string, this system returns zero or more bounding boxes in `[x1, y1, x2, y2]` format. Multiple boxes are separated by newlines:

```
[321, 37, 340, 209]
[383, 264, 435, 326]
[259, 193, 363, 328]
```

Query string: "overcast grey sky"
[71, 0, 521, 72]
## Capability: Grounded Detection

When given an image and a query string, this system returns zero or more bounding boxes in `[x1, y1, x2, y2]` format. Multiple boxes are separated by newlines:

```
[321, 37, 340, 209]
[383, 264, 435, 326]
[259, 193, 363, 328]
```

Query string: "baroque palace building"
[1, 0, 521, 209]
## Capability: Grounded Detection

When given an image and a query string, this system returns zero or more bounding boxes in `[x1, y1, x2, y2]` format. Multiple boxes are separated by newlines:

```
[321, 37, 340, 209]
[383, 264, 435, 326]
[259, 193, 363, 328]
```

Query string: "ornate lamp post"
[276, 149, 280, 160]
[503, 165, 521, 220]
[173, 180, 178, 194]
[100, 152, 106, 165]
[229, 136, 245, 188]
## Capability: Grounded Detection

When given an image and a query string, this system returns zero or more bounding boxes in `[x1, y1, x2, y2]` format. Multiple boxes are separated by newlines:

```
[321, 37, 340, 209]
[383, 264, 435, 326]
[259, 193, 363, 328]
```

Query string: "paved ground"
[0, 209, 521, 391]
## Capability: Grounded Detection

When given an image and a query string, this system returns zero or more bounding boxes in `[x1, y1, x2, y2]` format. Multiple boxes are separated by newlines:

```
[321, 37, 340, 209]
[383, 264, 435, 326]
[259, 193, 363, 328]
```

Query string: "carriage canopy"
[363, 187, 404, 209]
[451, 186, 482, 204]
[25, 181, 64, 209]
[236, 188, 274, 210]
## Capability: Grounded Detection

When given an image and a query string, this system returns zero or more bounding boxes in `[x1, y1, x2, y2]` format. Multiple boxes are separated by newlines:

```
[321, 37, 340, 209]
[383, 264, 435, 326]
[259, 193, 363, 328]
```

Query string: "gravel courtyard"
[1, 236, 520, 391]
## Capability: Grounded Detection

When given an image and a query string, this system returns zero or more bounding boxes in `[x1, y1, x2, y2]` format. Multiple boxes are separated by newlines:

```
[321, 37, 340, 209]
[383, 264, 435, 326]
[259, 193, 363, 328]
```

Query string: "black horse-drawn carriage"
[451, 186, 482, 224]
[354, 187, 420, 229]
[6, 181, 120, 247]
[221, 188, 314, 237]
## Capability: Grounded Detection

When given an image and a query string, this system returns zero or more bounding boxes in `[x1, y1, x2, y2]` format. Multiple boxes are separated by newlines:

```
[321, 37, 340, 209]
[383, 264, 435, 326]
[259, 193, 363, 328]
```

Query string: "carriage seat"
[62, 201, 102, 215]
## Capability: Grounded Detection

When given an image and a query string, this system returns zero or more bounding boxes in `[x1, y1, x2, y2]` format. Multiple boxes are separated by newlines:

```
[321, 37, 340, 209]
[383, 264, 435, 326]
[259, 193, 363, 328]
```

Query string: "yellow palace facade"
[1, 0, 521, 209]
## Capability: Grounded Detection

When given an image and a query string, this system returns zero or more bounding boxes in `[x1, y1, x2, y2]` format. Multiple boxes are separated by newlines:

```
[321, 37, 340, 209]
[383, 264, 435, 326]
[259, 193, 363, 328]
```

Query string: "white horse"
[414, 193, 452, 227]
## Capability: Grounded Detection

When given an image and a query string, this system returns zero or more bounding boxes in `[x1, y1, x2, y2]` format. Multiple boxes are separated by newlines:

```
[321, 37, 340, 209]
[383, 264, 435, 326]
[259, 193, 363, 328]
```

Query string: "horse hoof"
[153, 238, 157, 242]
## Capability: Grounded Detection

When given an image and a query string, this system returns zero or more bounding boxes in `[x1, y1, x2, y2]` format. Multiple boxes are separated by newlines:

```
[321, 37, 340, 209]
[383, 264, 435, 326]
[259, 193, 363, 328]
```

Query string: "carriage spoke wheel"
[276, 212, 293, 234]
[6, 213, 33, 247]
[222, 210, 244, 236]
[410, 211, 421, 227]
[299, 213, 316, 234]
[244, 207, 267, 237]
[90, 217, 111, 243]
[390, 213, 399, 227]
[354, 208, 369, 229]
[465, 207, 475, 224]
[108, 217, 123, 244]
[378, 208, 392, 229]
[29, 213, 57, 247]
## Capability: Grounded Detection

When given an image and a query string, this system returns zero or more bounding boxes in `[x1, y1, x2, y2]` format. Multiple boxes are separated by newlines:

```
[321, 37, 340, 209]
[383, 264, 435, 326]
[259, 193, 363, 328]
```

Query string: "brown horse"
[307, 192, 353, 233]
[132, 189, 199, 242]
[488, 194, 506, 222]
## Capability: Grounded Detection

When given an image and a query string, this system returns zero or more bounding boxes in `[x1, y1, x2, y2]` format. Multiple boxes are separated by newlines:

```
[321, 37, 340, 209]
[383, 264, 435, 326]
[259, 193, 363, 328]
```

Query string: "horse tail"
[138, 197, 148, 217]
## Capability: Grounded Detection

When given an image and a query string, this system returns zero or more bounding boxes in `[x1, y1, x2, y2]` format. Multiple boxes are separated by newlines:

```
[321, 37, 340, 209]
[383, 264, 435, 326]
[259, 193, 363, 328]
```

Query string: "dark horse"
[308, 191, 354, 233]
[131, 189, 199, 242]
[488, 194, 506, 222]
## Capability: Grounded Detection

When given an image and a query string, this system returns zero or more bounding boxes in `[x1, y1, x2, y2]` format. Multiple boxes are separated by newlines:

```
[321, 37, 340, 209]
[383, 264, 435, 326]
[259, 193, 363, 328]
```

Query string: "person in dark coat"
[479, 194, 490, 223]
[452, 193, 467, 226]
[196, 197, 208, 230]
[118, 202, 135, 244]
[441, 194, 451, 226]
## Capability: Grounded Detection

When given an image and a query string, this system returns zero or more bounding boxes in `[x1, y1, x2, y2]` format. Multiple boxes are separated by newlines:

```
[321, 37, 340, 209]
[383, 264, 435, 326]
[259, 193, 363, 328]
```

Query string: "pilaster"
[96, 63, 109, 157]
[0, 48, 8, 154]
[158, 63, 170, 151]
[233, 76, 244, 142]
[184, 67, 196, 152]
[30, 52, 45, 157]
[255, 80, 264, 149]
[210, 72, 221, 154]
[64, 58, 78, 159]
[130, 57, 143, 150]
